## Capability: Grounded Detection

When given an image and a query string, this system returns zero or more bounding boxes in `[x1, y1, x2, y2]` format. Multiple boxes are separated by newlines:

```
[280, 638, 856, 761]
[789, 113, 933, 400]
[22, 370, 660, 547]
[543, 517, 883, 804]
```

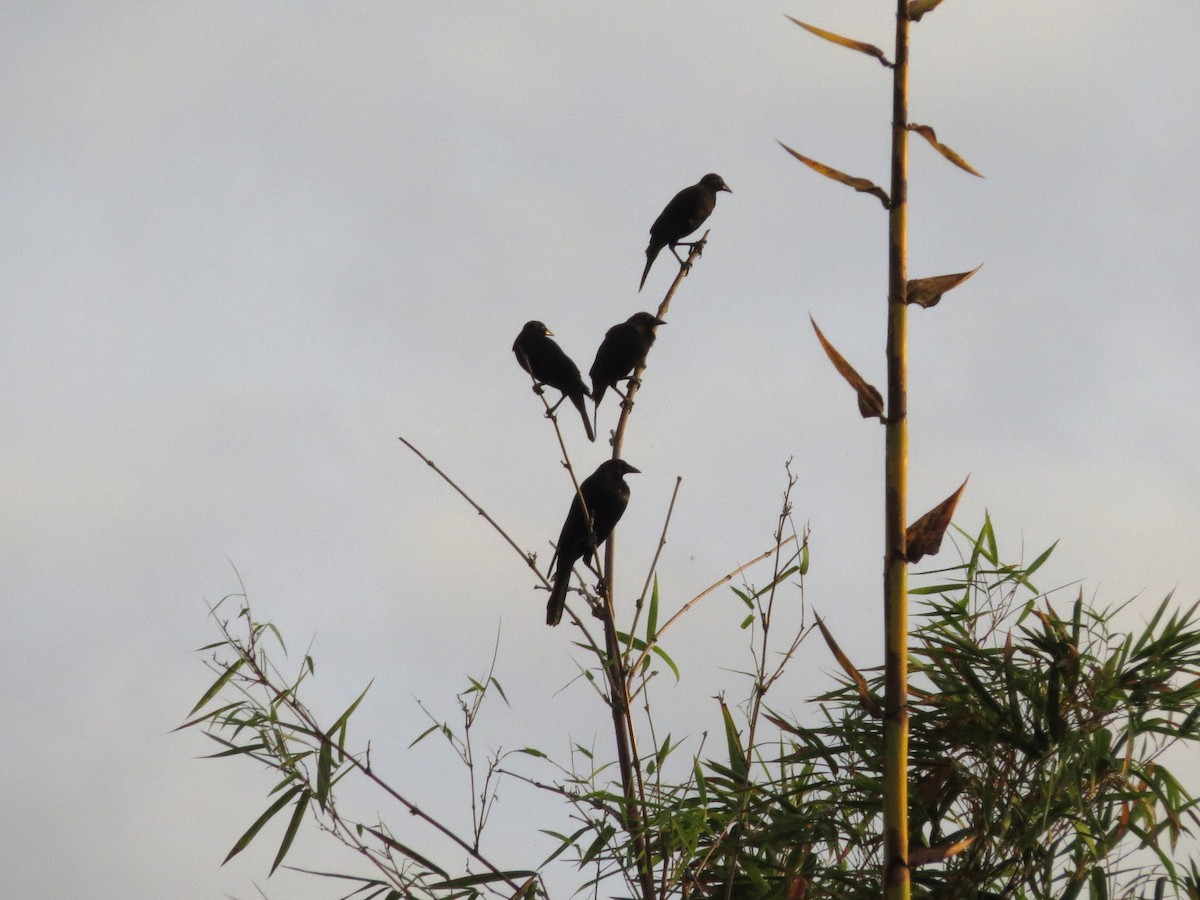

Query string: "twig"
[398, 435, 546, 584]
[626, 475, 683, 652]
[600, 233, 710, 900]
[397, 434, 608, 654]
[626, 534, 797, 678]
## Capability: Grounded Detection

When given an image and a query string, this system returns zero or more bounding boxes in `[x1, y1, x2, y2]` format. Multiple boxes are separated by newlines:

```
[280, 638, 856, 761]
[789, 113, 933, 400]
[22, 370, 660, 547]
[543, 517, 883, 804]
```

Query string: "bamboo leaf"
[364, 826, 451, 878]
[786, 16, 894, 68]
[189, 658, 245, 716]
[906, 476, 969, 563]
[815, 614, 883, 717]
[330, 680, 373, 759]
[430, 871, 538, 890]
[719, 700, 749, 781]
[407, 723, 441, 749]
[906, 264, 982, 308]
[908, 123, 983, 177]
[223, 786, 301, 865]
[908, 0, 948, 22]
[316, 738, 333, 811]
[646, 575, 660, 641]
[269, 791, 310, 875]
[173, 700, 245, 732]
[810, 316, 885, 421]
[779, 142, 891, 208]
[651, 643, 681, 681]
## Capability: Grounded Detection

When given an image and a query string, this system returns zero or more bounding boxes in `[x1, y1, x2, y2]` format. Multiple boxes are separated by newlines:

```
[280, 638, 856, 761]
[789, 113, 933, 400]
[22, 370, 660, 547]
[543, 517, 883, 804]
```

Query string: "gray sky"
[3, 3, 1199, 897]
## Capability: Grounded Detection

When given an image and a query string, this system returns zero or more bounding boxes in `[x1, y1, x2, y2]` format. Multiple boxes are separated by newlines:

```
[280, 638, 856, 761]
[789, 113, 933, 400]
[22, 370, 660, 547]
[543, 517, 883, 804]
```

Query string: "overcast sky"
[3, 3, 1199, 897]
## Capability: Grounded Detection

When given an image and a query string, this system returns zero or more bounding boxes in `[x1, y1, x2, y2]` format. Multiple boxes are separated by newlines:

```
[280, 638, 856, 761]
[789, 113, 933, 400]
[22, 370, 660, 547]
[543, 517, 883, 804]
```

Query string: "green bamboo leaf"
[693, 759, 708, 804]
[223, 785, 301, 865]
[1131, 596, 1173, 657]
[786, 16, 894, 68]
[780, 142, 891, 208]
[720, 700, 749, 781]
[269, 791, 310, 875]
[1023, 539, 1058, 578]
[407, 723, 441, 748]
[364, 826, 450, 878]
[646, 576, 660, 641]
[651, 644, 681, 681]
[174, 700, 245, 732]
[202, 741, 267, 759]
[539, 824, 593, 866]
[189, 659, 245, 716]
[798, 542, 810, 575]
[909, 583, 968, 596]
[580, 823, 616, 864]
[330, 680, 373, 758]
[316, 738, 333, 811]
[430, 871, 538, 889]
[488, 675, 509, 705]
[981, 514, 999, 562]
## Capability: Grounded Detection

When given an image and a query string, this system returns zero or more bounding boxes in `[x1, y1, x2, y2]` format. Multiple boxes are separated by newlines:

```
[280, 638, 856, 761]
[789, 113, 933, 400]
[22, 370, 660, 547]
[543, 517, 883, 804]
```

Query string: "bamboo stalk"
[883, 1, 911, 897]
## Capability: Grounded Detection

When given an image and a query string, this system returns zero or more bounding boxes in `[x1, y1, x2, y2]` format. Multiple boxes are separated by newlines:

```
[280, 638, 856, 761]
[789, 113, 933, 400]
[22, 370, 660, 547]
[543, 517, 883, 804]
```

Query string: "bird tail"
[572, 394, 596, 442]
[639, 245, 660, 292]
[546, 568, 570, 626]
[591, 385, 605, 437]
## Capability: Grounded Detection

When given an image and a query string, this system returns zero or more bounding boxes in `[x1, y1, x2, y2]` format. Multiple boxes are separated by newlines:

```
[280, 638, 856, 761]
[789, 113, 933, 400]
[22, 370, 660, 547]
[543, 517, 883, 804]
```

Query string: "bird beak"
[625, 464, 641, 474]
[720, 183, 732, 193]
[545, 328, 555, 336]
[654, 318, 667, 326]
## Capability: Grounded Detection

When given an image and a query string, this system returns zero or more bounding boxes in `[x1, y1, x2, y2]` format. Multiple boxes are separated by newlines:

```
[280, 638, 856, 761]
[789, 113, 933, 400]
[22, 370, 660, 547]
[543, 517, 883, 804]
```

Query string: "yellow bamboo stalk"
[883, 1, 911, 897]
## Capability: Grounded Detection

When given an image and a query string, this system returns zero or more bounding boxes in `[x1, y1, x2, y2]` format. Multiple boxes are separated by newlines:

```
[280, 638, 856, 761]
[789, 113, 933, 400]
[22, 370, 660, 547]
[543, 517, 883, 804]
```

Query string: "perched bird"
[546, 458, 640, 626]
[589, 312, 666, 426]
[640, 173, 732, 291]
[513, 320, 595, 442]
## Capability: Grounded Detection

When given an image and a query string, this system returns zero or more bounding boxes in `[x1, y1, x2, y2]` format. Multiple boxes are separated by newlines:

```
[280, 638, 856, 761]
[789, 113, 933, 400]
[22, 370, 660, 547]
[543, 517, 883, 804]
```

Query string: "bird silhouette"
[546, 458, 639, 626]
[589, 312, 665, 430]
[640, 173, 731, 291]
[513, 320, 595, 442]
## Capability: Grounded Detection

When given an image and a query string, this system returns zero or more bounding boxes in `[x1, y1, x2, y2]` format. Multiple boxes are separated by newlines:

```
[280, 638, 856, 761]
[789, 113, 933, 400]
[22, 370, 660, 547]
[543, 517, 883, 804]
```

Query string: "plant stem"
[883, 1, 911, 897]
[602, 236, 709, 900]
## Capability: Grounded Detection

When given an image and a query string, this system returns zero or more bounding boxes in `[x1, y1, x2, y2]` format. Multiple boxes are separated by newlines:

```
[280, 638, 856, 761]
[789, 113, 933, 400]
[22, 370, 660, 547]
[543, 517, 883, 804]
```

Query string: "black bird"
[640, 173, 732, 291]
[546, 458, 640, 626]
[589, 312, 665, 426]
[513, 320, 595, 442]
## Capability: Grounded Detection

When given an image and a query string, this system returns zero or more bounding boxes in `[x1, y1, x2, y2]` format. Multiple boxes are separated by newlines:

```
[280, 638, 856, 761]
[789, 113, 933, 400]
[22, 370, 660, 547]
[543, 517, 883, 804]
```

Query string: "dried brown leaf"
[815, 614, 882, 717]
[909, 835, 975, 867]
[810, 316, 885, 421]
[908, 123, 984, 177]
[907, 0, 948, 22]
[786, 16, 894, 68]
[906, 264, 982, 308]
[780, 142, 891, 208]
[906, 476, 969, 563]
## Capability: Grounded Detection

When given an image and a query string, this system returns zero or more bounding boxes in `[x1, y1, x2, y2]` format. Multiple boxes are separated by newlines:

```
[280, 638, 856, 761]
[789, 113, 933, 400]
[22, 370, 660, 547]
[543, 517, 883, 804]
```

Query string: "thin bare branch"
[627, 534, 797, 678]
[626, 475, 683, 649]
